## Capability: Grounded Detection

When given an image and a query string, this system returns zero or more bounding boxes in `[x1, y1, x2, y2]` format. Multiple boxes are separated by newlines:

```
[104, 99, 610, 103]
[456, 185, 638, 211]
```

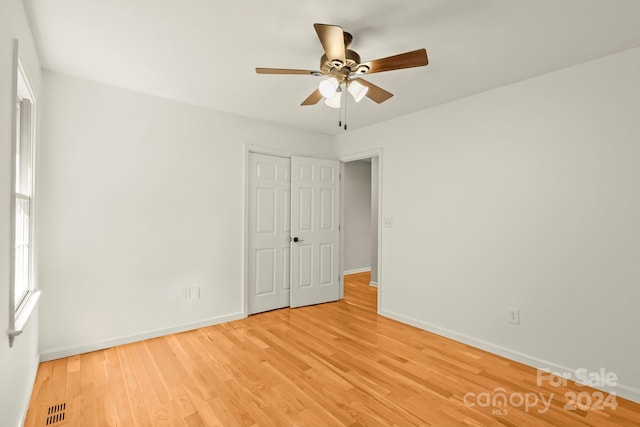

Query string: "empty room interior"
[2, 1, 640, 426]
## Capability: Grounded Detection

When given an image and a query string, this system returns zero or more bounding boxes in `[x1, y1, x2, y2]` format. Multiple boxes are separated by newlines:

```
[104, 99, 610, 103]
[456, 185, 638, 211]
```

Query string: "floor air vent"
[45, 403, 66, 425]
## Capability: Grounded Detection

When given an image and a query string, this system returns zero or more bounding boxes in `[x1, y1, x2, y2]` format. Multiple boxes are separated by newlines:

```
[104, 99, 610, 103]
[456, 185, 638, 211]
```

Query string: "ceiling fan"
[256, 23, 429, 110]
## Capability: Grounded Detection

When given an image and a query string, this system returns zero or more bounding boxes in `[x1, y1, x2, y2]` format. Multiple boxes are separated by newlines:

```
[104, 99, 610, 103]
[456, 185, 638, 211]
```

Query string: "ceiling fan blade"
[362, 48, 429, 74]
[313, 23, 346, 65]
[301, 89, 323, 106]
[357, 79, 393, 103]
[256, 68, 317, 75]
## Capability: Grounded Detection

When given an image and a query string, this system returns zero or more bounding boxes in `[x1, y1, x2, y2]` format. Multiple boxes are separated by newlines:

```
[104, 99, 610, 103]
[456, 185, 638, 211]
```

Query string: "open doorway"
[341, 155, 380, 312]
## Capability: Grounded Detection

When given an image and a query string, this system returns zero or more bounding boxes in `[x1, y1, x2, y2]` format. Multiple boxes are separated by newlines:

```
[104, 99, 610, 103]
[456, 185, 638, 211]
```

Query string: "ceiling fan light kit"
[324, 90, 342, 109]
[256, 23, 429, 128]
[319, 77, 340, 98]
[347, 80, 368, 103]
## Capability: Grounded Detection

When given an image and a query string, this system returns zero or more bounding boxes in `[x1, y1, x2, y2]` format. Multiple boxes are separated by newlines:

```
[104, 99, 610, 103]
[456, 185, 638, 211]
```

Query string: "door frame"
[339, 148, 383, 313]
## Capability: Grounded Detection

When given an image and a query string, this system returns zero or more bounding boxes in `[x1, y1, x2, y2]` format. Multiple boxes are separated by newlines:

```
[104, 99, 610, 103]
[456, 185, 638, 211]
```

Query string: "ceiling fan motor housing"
[320, 49, 365, 78]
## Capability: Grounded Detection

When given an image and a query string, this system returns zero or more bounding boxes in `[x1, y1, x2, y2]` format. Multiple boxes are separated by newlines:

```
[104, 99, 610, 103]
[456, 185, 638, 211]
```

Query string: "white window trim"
[8, 39, 40, 347]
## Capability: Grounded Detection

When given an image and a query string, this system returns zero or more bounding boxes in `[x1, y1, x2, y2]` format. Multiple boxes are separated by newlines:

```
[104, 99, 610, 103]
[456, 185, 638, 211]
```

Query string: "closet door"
[290, 156, 340, 308]
[247, 153, 291, 314]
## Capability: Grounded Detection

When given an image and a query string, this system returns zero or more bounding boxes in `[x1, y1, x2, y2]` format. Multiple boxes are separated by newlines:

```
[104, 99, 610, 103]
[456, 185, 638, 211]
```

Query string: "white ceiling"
[24, 0, 640, 135]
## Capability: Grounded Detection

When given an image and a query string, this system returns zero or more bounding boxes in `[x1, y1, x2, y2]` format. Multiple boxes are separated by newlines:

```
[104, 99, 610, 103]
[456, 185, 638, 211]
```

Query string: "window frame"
[8, 39, 40, 347]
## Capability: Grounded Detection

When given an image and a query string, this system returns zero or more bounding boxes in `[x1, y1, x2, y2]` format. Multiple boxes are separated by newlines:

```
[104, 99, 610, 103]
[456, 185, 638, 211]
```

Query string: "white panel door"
[290, 156, 340, 308]
[248, 153, 291, 314]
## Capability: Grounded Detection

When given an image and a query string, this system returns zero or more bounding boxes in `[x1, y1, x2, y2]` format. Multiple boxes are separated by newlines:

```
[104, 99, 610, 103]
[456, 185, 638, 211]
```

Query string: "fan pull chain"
[344, 86, 348, 130]
[338, 85, 344, 128]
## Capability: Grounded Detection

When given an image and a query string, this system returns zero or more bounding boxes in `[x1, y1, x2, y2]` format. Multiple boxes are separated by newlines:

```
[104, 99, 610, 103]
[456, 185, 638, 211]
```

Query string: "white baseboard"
[380, 309, 640, 404]
[40, 311, 245, 362]
[19, 351, 40, 427]
[344, 267, 371, 275]
[369, 281, 378, 287]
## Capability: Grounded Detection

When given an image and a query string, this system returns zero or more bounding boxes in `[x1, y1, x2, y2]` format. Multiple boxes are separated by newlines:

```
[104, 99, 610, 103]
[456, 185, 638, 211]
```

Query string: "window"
[14, 83, 34, 308]
[9, 40, 40, 347]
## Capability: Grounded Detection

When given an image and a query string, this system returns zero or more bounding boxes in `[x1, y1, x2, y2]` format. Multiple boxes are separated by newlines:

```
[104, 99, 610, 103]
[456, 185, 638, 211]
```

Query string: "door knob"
[293, 237, 304, 243]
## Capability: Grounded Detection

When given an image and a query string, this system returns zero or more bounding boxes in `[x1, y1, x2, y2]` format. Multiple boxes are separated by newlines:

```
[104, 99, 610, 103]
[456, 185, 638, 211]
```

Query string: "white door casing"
[247, 153, 291, 314]
[290, 156, 340, 308]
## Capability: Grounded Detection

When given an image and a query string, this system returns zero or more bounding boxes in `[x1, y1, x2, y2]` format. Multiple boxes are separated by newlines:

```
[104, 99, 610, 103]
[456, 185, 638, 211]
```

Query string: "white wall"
[343, 160, 371, 273]
[37, 72, 333, 360]
[0, 1, 42, 425]
[334, 47, 640, 402]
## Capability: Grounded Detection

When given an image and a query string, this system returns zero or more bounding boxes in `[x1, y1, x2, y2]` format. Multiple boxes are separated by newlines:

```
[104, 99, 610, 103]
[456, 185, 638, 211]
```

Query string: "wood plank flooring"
[25, 272, 640, 426]
[343, 271, 377, 313]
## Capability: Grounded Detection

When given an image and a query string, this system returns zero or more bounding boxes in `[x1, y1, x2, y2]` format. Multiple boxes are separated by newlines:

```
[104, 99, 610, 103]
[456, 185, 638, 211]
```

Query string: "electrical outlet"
[509, 308, 520, 325]
[183, 288, 191, 299]
[384, 217, 393, 228]
[191, 287, 200, 299]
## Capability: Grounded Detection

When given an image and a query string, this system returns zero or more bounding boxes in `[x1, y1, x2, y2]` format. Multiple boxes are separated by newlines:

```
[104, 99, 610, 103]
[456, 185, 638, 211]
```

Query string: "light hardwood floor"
[343, 271, 377, 314]
[26, 272, 640, 426]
